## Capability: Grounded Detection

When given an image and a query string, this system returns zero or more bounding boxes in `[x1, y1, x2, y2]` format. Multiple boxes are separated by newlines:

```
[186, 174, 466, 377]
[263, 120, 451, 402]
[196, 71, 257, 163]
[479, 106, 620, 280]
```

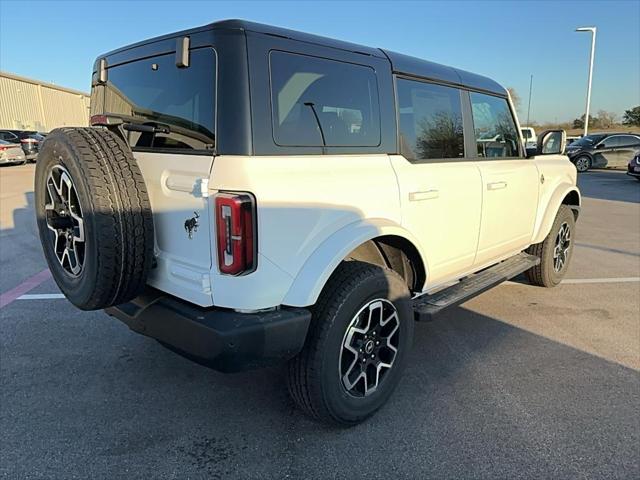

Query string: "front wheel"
[574, 155, 591, 173]
[287, 261, 414, 426]
[525, 205, 575, 287]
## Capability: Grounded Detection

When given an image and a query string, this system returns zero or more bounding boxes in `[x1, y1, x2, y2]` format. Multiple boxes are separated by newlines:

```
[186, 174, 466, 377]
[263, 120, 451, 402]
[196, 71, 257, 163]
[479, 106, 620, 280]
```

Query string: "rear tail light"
[0, 145, 11, 151]
[215, 192, 257, 275]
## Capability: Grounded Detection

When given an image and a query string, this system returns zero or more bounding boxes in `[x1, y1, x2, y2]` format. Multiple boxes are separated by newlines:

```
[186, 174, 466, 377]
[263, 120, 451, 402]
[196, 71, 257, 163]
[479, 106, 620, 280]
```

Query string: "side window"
[396, 79, 464, 161]
[618, 135, 640, 147]
[601, 136, 621, 148]
[470, 92, 520, 158]
[269, 51, 381, 147]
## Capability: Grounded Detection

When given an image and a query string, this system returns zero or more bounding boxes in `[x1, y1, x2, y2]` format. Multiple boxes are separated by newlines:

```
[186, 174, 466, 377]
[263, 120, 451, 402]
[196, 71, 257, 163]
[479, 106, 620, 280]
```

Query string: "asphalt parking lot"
[1, 164, 638, 479]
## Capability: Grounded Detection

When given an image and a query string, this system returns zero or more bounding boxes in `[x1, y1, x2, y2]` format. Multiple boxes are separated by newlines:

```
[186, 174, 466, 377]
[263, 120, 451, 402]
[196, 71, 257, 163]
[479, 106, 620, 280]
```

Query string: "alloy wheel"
[575, 156, 590, 172]
[339, 298, 400, 397]
[44, 164, 85, 277]
[553, 222, 571, 273]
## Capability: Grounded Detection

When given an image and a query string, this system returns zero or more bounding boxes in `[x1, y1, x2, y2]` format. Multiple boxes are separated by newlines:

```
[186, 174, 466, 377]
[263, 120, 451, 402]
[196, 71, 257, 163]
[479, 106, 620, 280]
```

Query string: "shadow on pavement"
[578, 170, 640, 204]
[1, 300, 638, 479]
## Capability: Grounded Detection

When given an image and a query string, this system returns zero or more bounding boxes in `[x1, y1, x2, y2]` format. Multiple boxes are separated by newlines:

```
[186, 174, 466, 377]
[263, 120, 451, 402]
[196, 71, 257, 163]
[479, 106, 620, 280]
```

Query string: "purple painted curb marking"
[0, 269, 52, 309]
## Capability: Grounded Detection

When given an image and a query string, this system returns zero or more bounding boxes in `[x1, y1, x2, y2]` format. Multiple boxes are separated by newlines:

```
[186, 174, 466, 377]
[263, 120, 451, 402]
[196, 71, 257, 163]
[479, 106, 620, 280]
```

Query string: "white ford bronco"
[35, 20, 580, 425]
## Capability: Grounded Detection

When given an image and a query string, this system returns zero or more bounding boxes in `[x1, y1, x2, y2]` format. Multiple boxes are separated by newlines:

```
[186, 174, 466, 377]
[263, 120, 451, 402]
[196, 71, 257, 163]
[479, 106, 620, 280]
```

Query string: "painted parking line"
[0, 269, 52, 308]
[561, 277, 640, 284]
[6, 277, 639, 304]
[504, 277, 640, 286]
[17, 293, 65, 300]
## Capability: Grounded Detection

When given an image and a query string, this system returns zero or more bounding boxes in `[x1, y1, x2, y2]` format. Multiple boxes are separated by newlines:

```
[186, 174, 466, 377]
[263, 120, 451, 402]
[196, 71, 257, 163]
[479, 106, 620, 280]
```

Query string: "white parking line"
[12, 277, 640, 302]
[505, 277, 640, 286]
[17, 293, 65, 300]
[561, 277, 640, 284]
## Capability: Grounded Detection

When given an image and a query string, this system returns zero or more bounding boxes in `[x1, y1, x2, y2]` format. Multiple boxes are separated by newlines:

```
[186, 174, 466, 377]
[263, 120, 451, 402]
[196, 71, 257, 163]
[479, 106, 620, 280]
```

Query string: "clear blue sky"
[1, 0, 638, 123]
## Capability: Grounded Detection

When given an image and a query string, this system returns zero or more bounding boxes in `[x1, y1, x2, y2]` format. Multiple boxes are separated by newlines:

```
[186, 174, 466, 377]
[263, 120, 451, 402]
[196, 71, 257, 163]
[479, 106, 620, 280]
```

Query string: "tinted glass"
[270, 51, 380, 147]
[601, 136, 622, 148]
[521, 129, 532, 139]
[470, 92, 520, 157]
[397, 79, 464, 160]
[617, 135, 640, 146]
[97, 48, 216, 152]
[572, 134, 606, 147]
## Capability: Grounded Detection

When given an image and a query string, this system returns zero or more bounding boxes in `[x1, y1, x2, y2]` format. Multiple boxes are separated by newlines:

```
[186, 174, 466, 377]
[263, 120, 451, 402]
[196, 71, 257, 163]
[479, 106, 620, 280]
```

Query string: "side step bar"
[413, 252, 540, 321]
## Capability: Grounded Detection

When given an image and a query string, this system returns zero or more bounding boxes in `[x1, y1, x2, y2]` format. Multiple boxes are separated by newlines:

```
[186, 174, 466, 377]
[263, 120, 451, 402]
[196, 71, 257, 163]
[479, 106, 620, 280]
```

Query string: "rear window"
[269, 51, 381, 147]
[95, 48, 216, 152]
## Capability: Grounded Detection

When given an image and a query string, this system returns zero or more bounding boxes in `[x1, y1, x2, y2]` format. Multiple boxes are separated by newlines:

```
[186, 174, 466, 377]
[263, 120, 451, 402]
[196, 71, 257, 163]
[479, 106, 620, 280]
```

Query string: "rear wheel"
[574, 155, 591, 173]
[525, 205, 575, 287]
[287, 261, 414, 426]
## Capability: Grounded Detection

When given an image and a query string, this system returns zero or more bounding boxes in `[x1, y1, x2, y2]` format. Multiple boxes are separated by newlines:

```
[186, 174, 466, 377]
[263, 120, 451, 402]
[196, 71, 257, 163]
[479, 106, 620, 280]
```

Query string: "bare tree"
[596, 110, 618, 128]
[507, 87, 521, 111]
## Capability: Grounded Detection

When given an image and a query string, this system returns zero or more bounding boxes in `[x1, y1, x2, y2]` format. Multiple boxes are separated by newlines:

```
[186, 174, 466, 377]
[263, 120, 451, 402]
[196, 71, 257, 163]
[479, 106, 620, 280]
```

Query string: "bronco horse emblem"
[184, 212, 199, 239]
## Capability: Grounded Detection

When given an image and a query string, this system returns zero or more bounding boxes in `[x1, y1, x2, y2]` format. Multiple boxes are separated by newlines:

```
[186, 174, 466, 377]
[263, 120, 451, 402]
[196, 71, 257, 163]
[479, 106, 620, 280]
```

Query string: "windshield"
[571, 134, 606, 147]
[92, 48, 216, 153]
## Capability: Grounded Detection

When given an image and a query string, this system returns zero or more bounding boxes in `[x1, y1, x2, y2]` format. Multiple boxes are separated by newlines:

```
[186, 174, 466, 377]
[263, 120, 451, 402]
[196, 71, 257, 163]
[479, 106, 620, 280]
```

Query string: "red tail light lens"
[215, 192, 256, 275]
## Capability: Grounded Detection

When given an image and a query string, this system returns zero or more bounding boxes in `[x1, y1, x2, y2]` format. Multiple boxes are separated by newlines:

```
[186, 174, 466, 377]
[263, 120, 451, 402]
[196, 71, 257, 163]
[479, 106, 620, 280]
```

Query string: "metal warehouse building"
[0, 71, 90, 132]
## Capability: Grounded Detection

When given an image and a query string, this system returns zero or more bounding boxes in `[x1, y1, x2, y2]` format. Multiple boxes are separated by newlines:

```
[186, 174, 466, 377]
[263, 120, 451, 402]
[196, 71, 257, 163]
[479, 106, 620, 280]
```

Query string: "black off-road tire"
[525, 205, 575, 287]
[35, 127, 154, 310]
[287, 261, 414, 426]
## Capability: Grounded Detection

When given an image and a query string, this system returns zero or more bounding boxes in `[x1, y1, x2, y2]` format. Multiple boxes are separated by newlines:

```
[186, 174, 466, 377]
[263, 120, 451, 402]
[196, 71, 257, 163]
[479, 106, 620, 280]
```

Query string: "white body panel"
[134, 151, 215, 307]
[474, 159, 540, 265]
[208, 155, 401, 309]
[135, 149, 577, 311]
[389, 155, 482, 285]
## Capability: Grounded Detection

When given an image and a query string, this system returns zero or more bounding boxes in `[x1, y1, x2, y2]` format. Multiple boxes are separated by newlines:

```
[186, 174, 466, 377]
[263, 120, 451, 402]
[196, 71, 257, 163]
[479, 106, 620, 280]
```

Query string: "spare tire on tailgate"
[35, 127, 154, 310]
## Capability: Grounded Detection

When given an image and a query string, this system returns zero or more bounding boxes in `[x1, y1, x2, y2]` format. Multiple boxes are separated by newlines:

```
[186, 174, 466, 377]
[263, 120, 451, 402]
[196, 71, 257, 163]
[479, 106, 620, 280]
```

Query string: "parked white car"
[521, 127, 537, 149]
[0, 139, 26, 165]
[35, 20, 580, 425]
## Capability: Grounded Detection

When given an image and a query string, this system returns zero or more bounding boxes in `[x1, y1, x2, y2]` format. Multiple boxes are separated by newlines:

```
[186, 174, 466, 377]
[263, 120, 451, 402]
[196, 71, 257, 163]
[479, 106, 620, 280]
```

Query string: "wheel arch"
[532, 185, 581, 244]
[281, 219, 428, 307]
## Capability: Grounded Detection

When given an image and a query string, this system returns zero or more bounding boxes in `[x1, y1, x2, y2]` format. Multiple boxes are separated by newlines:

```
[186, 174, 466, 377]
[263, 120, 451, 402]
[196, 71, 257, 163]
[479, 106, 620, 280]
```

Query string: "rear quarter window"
[269, 51, 381, 147]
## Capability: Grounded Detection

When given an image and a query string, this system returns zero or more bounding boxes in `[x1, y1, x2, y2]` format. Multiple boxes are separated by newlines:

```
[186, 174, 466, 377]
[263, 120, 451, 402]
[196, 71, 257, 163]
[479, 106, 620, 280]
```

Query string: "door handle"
[487, 181, 507, 191]
[409, 189, 439, 201]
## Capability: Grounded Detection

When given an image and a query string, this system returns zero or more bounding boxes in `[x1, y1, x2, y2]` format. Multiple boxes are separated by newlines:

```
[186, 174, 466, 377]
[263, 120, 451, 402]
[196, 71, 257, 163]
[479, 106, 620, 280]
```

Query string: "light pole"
[576, 26, 596, 136]
[526, 74, 533, 128]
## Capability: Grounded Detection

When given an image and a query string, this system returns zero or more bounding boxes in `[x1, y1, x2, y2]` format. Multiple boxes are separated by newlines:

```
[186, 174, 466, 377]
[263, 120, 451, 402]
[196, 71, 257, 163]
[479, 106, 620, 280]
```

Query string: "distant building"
[0, 71, 90, 132]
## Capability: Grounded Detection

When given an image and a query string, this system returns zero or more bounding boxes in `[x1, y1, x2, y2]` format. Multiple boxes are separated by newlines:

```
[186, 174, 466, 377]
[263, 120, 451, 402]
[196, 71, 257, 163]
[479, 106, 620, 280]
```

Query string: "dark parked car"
[0, 130, 44, 162]
[628, 151, 640, 181]
[565, 133, 640, 172]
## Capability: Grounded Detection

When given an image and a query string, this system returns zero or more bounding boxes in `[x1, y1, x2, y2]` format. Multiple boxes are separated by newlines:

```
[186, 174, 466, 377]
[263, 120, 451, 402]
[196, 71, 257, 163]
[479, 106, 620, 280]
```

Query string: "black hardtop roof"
[101, 19, 506, 96]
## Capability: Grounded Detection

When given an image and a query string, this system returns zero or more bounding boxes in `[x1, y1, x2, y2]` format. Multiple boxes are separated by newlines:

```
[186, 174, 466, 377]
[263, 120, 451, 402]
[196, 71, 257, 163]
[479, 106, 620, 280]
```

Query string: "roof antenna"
[304, 102, 326, 149]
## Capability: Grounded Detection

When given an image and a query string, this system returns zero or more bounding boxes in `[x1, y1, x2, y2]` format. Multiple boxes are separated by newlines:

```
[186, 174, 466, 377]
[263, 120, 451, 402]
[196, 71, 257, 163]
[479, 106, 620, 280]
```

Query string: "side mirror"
[527, 129, 566, 157]
[595, 143, 604, 149]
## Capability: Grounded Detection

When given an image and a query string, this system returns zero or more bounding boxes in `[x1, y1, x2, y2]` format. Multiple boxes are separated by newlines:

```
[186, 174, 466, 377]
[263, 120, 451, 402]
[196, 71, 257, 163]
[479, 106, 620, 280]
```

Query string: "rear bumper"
[105, 288, 311, 373]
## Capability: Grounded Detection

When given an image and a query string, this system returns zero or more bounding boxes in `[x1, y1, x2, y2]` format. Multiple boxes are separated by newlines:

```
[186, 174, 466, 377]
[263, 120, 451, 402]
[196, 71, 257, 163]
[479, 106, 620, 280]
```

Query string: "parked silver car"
[0, 139, 27, 165]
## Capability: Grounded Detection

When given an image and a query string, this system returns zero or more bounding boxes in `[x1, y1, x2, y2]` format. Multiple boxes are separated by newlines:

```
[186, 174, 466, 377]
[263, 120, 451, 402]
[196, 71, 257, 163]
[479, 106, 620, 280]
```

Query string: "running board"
[413, 252, 540, 321]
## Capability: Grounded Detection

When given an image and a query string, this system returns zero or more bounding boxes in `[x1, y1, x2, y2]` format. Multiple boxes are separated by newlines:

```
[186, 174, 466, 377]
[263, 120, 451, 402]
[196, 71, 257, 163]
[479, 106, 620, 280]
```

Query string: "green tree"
[572, 114, 599, 129]
[622, 106, 640, 126]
